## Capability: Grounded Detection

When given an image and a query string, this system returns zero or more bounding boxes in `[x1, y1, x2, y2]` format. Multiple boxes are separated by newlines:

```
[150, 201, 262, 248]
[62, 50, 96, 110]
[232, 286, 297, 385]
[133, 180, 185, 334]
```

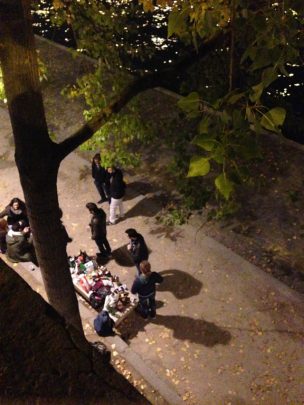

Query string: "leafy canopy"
[44, 0, 304, 203]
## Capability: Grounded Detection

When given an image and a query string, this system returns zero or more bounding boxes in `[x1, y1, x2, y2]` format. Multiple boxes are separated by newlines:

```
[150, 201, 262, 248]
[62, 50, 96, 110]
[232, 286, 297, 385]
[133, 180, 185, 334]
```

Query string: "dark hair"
[93, 153, 101, 161]
[9, 197, 25, 208]
[12, 222, 22, 232]
[125, 228, 138, 238]
[86, 202, 98, 212]
[18, 220, 28, 230]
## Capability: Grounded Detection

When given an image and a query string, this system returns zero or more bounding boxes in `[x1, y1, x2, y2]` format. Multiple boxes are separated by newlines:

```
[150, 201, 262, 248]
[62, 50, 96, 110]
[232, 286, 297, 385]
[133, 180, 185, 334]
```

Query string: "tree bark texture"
[0, 0, 83, 332]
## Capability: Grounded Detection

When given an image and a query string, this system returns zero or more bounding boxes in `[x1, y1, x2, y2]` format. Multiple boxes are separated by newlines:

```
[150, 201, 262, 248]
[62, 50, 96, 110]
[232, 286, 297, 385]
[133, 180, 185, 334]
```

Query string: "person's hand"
[127, 243, 131, 251]
[23, 227, 30, 233]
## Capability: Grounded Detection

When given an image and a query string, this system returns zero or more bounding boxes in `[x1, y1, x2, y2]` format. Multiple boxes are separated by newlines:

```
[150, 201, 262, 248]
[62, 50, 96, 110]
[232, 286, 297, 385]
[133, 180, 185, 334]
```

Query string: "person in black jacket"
[125, 228, 149, 274]
[91, 153, 109, 204]
[107, 166, 126, 225]
[131, 261, 163, 319]
[0, 197, 29, 227]
[86, 202, 111, 257]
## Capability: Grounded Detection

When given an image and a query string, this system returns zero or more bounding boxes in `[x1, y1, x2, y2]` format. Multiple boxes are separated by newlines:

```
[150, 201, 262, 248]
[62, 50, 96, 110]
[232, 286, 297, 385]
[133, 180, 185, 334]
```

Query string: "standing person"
[131, 261, 163, 319]
[125, 228, 149, 274]
[0, 197, 29, 227]
[91, 153, 109, 204]
[107, 166, 126, 225]
[6, 222, 38, 265]
[86, 202, 111, 257]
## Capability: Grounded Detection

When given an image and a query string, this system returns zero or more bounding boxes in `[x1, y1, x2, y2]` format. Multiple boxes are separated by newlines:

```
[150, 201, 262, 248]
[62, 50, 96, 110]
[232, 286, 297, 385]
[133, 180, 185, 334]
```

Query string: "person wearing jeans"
[107, 166, 126, 225]
[131, 261, 163, 319]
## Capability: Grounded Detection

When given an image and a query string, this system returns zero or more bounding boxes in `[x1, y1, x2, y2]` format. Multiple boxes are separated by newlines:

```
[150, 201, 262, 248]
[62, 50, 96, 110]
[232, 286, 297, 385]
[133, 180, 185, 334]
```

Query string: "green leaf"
[261, 67, 277, 88]
[198, 117, 210, 134]
[249, 82, 264, 103]
[168, 10, 187, 38]
[246, 106, 254, 123]
[211, 146, 224, 164]
[178, 92, 200, 117]
[192, 133, 216, 151]
[220, 110, 231, 124]
[250, 48, 272, 70]
[260, 107, 286, 132]
[227, 92, 245, 105]
[215, 174, 234, 200]
[187, 156, 210, 177]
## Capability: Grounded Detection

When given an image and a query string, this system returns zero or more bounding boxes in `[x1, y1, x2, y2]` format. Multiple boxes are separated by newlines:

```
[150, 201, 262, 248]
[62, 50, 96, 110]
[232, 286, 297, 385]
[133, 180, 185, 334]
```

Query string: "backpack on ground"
[94, 310, 114, 336]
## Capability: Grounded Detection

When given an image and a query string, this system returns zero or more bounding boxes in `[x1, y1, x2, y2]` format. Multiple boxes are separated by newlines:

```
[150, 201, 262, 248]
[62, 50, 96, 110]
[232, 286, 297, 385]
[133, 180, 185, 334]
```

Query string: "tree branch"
[57, 30, 227, 161]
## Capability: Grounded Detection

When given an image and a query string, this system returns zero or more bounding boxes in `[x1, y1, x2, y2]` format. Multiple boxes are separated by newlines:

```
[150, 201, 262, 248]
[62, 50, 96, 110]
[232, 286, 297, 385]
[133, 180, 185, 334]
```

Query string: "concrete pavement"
[1, 104, 304, 405]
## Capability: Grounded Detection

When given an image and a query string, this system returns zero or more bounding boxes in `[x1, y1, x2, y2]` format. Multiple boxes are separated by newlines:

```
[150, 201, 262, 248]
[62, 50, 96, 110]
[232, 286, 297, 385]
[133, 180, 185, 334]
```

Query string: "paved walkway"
[1, 104, 304, 405]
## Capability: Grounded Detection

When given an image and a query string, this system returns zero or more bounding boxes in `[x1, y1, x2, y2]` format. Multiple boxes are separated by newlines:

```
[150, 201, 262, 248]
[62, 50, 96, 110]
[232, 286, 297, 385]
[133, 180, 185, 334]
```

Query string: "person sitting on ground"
[0, 197, 29, 228]
[91, 153, 110, 204]
[107, 166, 126, 225]
[131, 260, 163, 319]
[86, 202, 111, 257]
[6, 221, 38, 265]
[125, 228, 149, 274]
[0, 219, 8, 253]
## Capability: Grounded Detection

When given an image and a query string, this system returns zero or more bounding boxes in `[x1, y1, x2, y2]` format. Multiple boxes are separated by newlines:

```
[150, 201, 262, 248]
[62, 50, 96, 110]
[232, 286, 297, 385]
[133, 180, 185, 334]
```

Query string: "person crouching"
[131, 261, 163, 319]
[6, 222, 38, 265]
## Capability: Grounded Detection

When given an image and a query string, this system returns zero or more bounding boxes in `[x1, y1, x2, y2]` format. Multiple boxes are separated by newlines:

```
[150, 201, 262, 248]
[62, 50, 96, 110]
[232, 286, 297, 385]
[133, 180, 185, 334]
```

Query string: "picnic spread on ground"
[69, 251, 138, 327]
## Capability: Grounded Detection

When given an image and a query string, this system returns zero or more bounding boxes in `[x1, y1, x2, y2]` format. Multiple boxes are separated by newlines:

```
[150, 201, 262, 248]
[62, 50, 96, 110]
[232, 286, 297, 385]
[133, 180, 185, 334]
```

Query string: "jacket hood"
[139, 274, 150, 285]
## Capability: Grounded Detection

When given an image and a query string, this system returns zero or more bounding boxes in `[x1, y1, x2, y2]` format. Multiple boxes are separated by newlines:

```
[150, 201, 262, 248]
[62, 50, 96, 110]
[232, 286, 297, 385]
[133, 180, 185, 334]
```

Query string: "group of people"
[92, 153, 126, 225]
[86, 200, 163, 319]
[0, 197, 37, 265]
[0, 152, 163, 320]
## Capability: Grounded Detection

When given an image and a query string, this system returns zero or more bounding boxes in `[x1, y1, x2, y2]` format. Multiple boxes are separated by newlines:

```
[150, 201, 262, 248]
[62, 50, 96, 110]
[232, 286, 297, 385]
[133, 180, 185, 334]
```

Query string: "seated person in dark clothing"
[125, 228, 149, 275]
[6, 222, 38, 265]
[0, 197, 29, 228]
[131, 261, 163, 319]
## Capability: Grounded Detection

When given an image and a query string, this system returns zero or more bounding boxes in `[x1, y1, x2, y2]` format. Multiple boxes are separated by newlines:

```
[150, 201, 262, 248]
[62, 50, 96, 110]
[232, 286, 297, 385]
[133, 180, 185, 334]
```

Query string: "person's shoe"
[97, 199, 106, 204]
[106, 221, 115, 226]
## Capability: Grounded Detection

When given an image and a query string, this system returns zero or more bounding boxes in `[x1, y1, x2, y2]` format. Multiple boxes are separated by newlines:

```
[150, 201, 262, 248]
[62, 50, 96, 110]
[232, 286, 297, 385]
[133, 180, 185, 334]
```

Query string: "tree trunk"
[0, 0, 83, 332]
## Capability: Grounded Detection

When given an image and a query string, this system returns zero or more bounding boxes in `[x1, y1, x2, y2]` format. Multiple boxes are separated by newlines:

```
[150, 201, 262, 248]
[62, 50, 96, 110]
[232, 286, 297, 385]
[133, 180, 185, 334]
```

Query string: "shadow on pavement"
[111, 244, 134, 267]
[124, 198, 161, 219]
[158, 269, 202, 299]
[119, 312, 231, 347]
[124, 181, 154, 202]
[149, 226, 184, 242]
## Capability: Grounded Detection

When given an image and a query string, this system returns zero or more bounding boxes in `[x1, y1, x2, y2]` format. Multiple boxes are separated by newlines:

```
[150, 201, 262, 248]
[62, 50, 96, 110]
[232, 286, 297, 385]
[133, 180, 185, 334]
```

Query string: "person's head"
[86, 202, 98, 214]
[125, 228, 139, 240]
[140, 260, 151, 275]
[10, 197, 22, 211]
[12, 222, 22, 232]
[18, 220, 28, 230]
[93, 153, 101, 164]
[107, 166, 116, 174]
